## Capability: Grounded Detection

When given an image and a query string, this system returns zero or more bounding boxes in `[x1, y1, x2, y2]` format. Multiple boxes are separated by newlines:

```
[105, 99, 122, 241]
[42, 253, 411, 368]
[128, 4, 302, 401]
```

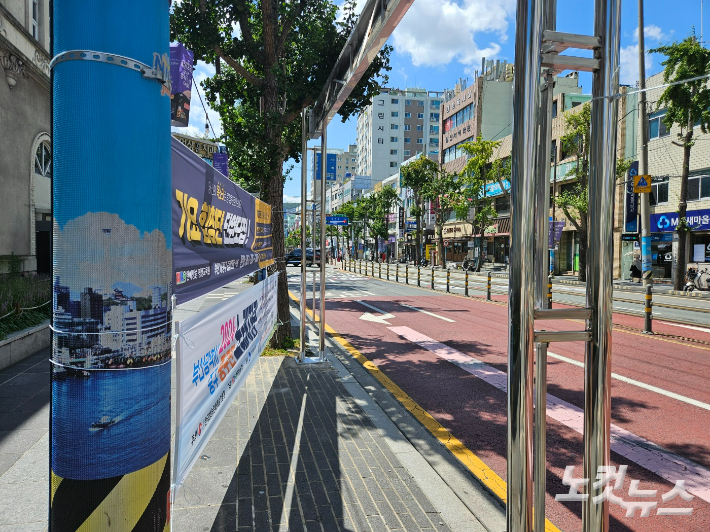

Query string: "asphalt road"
[288, 265, 710, 532]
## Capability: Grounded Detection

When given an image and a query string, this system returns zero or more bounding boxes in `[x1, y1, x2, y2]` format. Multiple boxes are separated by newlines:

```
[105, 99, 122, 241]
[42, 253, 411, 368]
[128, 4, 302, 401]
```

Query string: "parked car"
[285, 248, 320, 267]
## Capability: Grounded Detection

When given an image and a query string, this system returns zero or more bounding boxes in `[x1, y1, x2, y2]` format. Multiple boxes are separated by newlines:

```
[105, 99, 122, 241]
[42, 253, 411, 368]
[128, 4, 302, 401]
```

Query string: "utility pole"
[638, 0, 653, 292]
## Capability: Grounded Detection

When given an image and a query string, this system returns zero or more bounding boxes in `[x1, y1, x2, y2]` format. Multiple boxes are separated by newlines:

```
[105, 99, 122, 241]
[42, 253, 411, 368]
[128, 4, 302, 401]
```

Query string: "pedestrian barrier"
[547, 274, 552, 307]
[417, 266, 421, 287]
[379, 263, 382, 279]
[446, 269, 450, 293]
[387, 262, 390, 280]
[465, 271, 469, 296]
[645, 284, 653, 333]
[487, 272, 491, 301]
[405, 264, 409, 284]
[396, 264, 399, 283]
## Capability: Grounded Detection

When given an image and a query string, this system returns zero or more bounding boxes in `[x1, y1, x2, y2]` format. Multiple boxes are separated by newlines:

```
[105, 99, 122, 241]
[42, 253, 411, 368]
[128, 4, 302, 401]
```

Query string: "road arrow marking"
[355, 300, 395, 325]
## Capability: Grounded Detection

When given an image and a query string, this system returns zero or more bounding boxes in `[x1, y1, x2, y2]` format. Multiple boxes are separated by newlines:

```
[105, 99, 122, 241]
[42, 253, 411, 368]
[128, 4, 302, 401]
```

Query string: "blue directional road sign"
[326, 215, 349, 226]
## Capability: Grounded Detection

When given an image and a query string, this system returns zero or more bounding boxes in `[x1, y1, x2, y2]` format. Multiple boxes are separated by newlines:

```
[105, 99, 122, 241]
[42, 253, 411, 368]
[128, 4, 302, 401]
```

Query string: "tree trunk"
[578, 217, 587, 282]
[437, 220, 445, 269]
[415, 198, 422, 264]
[674, 127, 694, 290]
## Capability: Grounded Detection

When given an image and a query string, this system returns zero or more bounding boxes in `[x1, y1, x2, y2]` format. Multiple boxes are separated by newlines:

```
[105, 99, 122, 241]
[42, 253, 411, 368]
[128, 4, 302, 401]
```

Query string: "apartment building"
[310, 144, 357, 203]
[356, 88, 443, 184]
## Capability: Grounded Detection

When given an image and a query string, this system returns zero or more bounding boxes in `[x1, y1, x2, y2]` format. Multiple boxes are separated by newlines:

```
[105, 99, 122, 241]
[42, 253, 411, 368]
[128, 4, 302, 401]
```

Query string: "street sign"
[443, 239, 450, 247]
[326, 215, 348, 226]
[633, 174, 652, 193]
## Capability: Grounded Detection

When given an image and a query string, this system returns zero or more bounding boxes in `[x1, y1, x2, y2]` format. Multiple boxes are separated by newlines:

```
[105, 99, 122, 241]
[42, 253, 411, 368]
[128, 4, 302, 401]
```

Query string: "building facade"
[0, 0, 52, 274]
[356, 88, 443, 184]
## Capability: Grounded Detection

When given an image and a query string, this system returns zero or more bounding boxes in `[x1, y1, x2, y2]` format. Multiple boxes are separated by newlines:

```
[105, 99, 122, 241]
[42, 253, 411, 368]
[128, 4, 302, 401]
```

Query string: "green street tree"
[171, 0, 391, 345]
[400, 156, 437, 264]
[421, 168, 459, 269]
[554, 102, 631, 281]
[371, 186, 401, 258]
[650, 36, 710, 289]
[455, 136, 504, 271]
[336, 201, 360, 258]
[354, 196, 375, 259]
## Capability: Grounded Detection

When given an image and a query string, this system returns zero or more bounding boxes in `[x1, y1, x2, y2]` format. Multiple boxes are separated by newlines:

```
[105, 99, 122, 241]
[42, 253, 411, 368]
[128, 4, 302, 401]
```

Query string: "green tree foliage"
[400, 156, 437, 263]
[650, 36, 710, 289]
[421, 168, 459, 268]
[453, 137, 503, 270]
[171, 0, 391, 344]
[554, 102, 631, 281]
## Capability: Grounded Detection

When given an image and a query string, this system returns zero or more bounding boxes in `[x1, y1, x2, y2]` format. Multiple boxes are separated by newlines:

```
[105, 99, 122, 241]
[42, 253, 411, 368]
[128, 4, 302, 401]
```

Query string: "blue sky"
[173, 0, 706, 202]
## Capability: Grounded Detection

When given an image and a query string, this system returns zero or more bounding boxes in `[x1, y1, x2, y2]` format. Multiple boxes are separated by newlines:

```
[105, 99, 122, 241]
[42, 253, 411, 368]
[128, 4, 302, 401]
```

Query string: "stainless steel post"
[584, 0, 622, 529]
[534, 3, 556, 529]
[319, 128, 327, 361]
[509, 0, 544, 527]
[299, 110, 308, 363]
[312, 271, 316, 322]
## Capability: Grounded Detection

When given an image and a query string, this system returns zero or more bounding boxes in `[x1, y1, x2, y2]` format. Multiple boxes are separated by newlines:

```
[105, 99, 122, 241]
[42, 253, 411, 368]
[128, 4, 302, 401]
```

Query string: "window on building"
[391, 124, 398, 130]
[31, 0, 40, 40]
[390, 149, 398, 155]
[552, 101, 558, 118]
[429, 150, 439, 155]
[390, 136, 398, 142]
[405, 99, 412, 106]
[404, 137, 411, 143]
[687, 175, 710, 201]
[417, 113, 424, 119]
[431, 100, 441, 109]
[404, 124, 411, 131]
[390, 161, 398, 167]
[496, 195, 511, 215]
[650, 176, 669, 205]
[550, 139, 557, 161]
[404, 150, 410, 156]
[649, 112, 670, 139]
[391, 98, 399, 104]
[430, 125, 439, 134]
[430, 112, 440, 122]
[429, 138, 439, 146]
[405, 112, 411, 118]
[417, 100, 424, 106]
[416, 125, 423, 131]
[34, 141, 51, 177]
[416, 150, 422, 155]
[391, 111, 399, 117]
[417, 138, 423, 144]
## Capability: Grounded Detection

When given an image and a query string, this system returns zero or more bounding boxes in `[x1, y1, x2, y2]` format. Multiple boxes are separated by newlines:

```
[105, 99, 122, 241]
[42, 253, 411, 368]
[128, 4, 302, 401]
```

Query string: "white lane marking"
[399, 303, 456, 323]
[389, 326, 710, 503]
[355, 300, 392, 315]
[359, 312, 394, 325]
[547, 351, 710, 411]
[656, 320, 710, 334]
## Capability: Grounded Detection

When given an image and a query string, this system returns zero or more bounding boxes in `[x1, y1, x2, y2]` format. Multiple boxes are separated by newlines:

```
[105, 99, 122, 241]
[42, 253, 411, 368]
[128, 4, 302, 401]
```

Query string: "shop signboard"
[485, 179, 511, 197]
[548, 220, 565, 249]
[651, 208, 710, 233]
[626, 161, 638, 232]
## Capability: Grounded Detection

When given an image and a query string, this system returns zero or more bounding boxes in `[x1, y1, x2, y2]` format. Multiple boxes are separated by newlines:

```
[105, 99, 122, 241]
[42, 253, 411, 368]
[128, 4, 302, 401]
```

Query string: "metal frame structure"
[508, 0, 622, 530]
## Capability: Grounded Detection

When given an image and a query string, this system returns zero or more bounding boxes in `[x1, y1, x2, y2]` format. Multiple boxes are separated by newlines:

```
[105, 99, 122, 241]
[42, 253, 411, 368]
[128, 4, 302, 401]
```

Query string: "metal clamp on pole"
[465, 271, 469, 297]
[644, 284, 653, 333]
[487, 272, 492, 301]
[548, 274, 553, 308]
[446, 269, 450, 293]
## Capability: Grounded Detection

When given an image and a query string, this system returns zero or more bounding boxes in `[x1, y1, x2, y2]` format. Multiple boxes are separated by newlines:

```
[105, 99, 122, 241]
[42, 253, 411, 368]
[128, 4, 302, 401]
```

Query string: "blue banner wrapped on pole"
[51, 0, 172, 528]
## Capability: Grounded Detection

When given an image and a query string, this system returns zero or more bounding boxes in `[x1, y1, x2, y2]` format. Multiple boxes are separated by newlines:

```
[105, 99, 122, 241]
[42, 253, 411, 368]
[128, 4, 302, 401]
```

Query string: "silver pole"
[534, 3, 556, 530]
[319, 127, 327, 361]
[584, 0, 621, 529]
[508, 0, 544, 528]
[300, 110, 308, 363]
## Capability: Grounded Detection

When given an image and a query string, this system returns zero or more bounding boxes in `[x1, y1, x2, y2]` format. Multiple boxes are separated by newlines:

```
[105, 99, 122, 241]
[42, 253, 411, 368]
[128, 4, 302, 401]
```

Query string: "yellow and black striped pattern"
[51, 452, 171, 532]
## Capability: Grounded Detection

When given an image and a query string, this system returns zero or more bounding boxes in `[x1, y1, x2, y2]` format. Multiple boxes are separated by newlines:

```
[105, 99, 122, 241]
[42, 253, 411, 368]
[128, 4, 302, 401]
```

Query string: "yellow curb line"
[288, 289, 561, 532]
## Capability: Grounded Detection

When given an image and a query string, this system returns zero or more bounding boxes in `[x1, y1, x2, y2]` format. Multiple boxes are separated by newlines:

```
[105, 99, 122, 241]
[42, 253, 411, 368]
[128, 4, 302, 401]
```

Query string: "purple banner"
[172, 137, 273, 304]
[626, 161, 638, 232]
[548, 220, 565, 249]
[213, 152, 228, 176]
[170, 43, 194, 127]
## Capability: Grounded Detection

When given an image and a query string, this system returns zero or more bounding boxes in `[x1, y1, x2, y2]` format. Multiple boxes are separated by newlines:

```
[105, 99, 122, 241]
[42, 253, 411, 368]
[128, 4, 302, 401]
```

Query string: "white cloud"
[283, 195, 301, 203]
[619, 25, 667, 86]
[170, 61, 223, 138]
[391, 0, 514, 75]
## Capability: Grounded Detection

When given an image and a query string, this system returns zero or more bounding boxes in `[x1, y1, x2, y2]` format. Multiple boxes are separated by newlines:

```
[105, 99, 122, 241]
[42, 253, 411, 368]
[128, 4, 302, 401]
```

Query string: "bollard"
[417, 266, 421, 287]
[465, 271, 469, 297]
[431, 268, 435, 290]
[486, 271, 491, 301]
[548, 274, 553, 308]
[359, 260, 362, 274]
[396, 264, 399, 283]
[644, 284, 653, 334]
[387, 262, 390, 280]
[446, 269, 450, 293]
[379, 262, 382, 278]
[406, 264, 409, 284]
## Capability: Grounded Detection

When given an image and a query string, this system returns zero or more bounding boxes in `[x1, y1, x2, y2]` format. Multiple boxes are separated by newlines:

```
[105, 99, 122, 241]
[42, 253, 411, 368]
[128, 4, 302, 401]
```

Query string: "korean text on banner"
[170, 44, 193, 127]
[174, 274, 278, 494]
[172, 137, 274, 304]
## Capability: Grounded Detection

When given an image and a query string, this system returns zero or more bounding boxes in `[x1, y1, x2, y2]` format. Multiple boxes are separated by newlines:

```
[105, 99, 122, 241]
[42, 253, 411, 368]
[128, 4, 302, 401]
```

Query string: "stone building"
[0, 0, 52, 274]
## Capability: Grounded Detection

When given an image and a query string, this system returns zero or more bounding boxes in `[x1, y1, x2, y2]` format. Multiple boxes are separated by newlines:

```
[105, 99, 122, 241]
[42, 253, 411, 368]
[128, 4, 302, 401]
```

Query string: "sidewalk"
[0, 276, 505, 531]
